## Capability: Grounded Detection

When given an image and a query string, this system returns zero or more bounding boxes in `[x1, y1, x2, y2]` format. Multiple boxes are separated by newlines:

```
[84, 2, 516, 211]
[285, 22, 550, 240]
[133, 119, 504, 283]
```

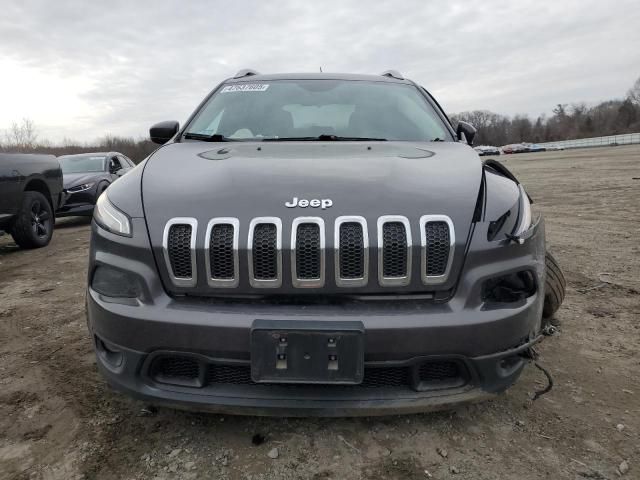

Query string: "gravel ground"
[1, 145, 639, 479]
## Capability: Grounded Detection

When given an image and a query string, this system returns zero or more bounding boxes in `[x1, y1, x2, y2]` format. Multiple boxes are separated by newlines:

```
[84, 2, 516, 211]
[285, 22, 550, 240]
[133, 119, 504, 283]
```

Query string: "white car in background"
[473, 145, 501, 156]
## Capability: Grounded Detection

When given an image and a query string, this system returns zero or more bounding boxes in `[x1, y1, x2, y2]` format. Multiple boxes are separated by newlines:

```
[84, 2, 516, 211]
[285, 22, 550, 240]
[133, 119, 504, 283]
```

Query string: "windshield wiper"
[183, 132, 236, 142]
[263, 134, 387, 142]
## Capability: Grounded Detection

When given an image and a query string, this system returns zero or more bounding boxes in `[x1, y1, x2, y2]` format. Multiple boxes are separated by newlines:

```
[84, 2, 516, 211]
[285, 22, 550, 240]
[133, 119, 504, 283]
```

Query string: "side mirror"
[456, 121, 477, 146]
[150, 121, 179, 145]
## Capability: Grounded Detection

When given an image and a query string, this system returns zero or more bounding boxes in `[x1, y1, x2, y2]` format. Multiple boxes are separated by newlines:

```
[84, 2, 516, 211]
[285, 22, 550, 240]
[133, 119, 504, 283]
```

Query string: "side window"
[118, 155, 132, 168]
[110, 156, 123, 173]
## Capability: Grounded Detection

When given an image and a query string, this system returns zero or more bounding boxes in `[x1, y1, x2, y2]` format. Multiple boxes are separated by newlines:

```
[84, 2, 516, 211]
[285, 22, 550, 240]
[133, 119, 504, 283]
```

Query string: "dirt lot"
[1, 145, 639, 480]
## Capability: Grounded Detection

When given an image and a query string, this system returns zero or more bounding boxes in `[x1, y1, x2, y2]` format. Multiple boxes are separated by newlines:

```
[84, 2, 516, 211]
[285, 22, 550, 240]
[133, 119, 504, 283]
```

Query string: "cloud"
[1, 0, 639, 142]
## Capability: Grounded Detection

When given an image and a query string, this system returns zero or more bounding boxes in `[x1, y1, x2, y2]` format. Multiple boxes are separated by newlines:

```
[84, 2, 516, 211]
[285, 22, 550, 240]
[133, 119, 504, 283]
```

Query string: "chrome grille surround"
[162, 214, 454, 290]
[377, 216, 412, 287]
[162, 217, 198, 287]
[419, 215, 455, 285]
[291, 217, 325, 288]
[247, 217, 282, 288]
[334, 216, 369, 287]
[204, 217, 240, 288]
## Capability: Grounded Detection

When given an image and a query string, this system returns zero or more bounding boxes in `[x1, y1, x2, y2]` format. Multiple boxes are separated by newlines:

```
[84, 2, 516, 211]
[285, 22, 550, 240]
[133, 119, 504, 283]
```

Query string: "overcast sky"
[1, 0, 639, 143]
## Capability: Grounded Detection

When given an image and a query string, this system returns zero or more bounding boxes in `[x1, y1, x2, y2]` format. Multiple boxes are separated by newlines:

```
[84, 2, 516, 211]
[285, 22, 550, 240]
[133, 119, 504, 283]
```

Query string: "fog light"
[95, 336, 124, 370]
[482, 270, 536, 303]
[92, 265, 141, 298]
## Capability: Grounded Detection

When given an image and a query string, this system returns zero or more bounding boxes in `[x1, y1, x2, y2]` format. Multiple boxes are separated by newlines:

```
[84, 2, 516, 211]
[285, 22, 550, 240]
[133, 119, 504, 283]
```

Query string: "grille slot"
[335, 216, 369, 287]
[168, 225, 192, 278]
[249, 217, 282, 288]
[382, 223, 407, 277]
[163, 218, 197, 287]
[296, 224, 321, 278]
[420, 215, 454, 284]
[377, 216, 411, 286]
[206, 218, 239, 287]
[340, 223, 364, 278]
[425, 222, 450, 276]
[292, 218, 325, 287]
[253, 224, 277, 278]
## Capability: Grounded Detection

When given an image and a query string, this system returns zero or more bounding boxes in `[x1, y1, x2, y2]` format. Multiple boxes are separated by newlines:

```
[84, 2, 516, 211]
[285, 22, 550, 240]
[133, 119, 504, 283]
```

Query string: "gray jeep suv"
[86, 70, 565, 416]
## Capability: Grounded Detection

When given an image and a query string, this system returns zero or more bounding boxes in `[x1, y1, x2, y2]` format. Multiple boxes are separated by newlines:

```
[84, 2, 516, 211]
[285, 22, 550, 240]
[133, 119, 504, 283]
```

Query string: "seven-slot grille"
[163, 215, 453, 288]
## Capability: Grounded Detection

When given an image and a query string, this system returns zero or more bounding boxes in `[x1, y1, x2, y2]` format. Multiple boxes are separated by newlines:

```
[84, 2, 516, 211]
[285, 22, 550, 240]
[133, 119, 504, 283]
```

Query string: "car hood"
[63, 172, 102, 189]
[142, 141, 483, 293]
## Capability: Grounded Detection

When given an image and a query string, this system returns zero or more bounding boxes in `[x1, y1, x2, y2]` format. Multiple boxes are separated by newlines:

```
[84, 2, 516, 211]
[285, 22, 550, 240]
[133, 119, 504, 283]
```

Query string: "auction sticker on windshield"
[221, 84, 270, 93]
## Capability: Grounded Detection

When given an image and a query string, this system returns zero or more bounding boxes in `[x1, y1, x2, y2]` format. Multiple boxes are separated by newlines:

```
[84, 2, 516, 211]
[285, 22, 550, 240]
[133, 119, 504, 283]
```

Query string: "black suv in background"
[0, 152, 64, 248]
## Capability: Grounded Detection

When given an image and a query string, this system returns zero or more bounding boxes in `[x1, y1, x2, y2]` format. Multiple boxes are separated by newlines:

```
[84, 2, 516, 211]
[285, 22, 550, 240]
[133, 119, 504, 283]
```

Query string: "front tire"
[543, 251, 566, 324]
[10, 191, 54, 249]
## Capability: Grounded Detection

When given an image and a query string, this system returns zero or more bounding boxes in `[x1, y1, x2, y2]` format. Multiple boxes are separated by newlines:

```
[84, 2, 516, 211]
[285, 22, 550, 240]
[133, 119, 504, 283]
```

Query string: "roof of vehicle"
[224, 72, 413, 84]
[58, 152, 116, 158]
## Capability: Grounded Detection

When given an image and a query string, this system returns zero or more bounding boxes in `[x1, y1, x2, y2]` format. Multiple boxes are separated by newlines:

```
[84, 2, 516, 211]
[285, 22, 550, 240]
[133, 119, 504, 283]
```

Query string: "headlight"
[67, 182, 95, 192]
[94, 192, 132, 237]
[513, 185, 532, 236]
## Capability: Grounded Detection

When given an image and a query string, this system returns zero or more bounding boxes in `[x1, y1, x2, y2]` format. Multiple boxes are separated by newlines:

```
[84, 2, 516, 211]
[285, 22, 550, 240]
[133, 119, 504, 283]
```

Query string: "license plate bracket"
[250, 320, 364, 384]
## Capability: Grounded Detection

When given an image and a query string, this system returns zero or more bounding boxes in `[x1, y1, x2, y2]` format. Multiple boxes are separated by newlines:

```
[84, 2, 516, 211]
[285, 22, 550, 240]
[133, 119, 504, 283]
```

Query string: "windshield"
[185, 80, 452, 142]
[59, 155, 106, 174]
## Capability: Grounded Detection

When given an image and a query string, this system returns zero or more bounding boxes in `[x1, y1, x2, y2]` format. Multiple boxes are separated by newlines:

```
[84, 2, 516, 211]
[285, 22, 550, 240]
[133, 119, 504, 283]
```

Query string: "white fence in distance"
[539, 133, 640, 149]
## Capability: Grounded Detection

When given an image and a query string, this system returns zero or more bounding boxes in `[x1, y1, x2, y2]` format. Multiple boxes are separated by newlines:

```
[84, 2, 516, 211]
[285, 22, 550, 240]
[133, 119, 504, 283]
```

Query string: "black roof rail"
[380, 70, 404, 80]
[234, 69, 260, 79]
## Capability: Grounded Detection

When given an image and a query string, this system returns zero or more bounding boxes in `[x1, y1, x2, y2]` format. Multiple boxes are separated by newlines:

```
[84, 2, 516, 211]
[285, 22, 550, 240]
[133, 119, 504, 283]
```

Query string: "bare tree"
[5, 118, 38, 150]
[627, 76, 640, 105]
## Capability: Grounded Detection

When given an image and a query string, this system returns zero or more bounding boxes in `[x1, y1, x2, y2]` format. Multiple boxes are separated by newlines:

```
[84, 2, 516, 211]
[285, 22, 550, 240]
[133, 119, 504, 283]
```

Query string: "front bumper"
[86, 217, 546, 415]
[57, 189, 97, 216]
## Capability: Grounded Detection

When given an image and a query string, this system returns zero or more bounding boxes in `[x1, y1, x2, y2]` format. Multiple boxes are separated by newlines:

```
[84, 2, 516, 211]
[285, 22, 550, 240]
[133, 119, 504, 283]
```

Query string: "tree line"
[1, 76, 639, 156]
[450, 76, 640, 147]
[0, 120, 159, 164]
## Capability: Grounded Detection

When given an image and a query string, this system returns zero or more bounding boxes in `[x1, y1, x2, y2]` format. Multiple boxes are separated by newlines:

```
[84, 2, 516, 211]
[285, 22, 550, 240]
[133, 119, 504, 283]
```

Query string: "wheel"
[543, 251, 566, 324]
[10, 191, 54, 249]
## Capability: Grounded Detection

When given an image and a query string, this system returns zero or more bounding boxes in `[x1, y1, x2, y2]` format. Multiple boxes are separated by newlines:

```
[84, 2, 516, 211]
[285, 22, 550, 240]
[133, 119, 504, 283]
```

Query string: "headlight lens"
[514, 185, 532, 236]
[94, 193, 132, 237]
[68, 182, 95, 192]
